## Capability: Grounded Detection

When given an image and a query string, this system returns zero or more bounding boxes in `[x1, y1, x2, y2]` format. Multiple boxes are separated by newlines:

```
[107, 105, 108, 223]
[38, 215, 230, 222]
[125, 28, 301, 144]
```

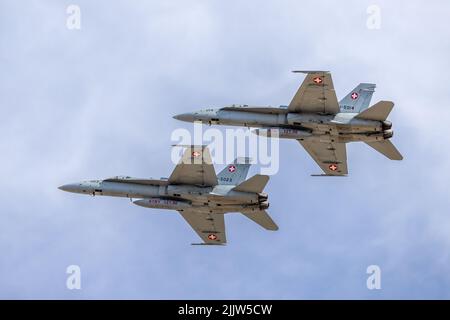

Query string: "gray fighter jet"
[59, 146, 278, 245]
[174, 71, 403, 176]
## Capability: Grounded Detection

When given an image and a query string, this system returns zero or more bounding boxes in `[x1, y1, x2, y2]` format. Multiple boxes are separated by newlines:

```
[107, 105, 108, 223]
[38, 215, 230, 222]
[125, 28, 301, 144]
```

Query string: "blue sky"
[1, 0, 450, 299]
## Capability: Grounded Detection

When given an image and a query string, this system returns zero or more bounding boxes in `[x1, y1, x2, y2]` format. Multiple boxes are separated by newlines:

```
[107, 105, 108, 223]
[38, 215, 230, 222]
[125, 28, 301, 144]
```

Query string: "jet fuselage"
[59, 179, 268, 213]
[174, 107, 394, 144]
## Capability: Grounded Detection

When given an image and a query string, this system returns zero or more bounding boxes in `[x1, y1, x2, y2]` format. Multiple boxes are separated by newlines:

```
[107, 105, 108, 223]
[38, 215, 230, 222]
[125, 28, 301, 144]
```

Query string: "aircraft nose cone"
[58, 183, 78, 193]
[173, 113, 193, 122]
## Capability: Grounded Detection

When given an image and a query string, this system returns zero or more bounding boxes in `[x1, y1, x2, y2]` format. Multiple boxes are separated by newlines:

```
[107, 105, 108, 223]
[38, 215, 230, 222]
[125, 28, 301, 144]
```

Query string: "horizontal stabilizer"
[232, 174, 269, 193]
[365, 140, 403, 160]
[355, 101, 394, 121]
[241, 210, 278, 231]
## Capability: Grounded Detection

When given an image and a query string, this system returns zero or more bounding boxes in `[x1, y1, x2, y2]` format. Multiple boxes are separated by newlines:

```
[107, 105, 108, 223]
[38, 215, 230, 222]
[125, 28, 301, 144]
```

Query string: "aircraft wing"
[178, 210, 226, 245]
[298, 140, 348, 175]
[288, 71, 340, 114]
[168, 145, 218, 186]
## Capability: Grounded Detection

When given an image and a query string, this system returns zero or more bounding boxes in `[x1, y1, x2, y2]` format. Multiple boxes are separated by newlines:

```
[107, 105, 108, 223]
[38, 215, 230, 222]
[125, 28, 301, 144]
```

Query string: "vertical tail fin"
[217, 157, 251, 185]
[339, 83, 376, 113]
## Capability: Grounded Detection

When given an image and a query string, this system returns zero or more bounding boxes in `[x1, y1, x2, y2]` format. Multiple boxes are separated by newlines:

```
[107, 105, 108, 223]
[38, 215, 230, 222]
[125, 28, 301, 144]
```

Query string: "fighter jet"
[59, 146, 278, 245]
[174, 71, 403, 176]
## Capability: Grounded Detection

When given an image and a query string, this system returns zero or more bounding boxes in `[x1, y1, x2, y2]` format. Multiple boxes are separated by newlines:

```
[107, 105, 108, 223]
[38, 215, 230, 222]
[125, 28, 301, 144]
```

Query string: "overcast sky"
[1, 0, 450, 299]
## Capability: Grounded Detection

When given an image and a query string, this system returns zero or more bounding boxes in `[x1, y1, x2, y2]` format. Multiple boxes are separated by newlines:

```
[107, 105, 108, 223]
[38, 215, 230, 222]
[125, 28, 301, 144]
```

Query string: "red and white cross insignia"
[329, 164, 338, 171]
[228, 165, 236, 173]
[313, 77, 323, 84]
[351, 92, 359, 100]
[192, 151, 201, 158]
[208, 234, 217, 240]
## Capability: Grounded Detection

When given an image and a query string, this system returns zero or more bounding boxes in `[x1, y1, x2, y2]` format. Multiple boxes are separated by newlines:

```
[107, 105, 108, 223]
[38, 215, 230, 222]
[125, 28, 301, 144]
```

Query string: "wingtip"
[269, 225, 279, 231]
[292, 70, 330, 74]
[171, 144, 209, 149]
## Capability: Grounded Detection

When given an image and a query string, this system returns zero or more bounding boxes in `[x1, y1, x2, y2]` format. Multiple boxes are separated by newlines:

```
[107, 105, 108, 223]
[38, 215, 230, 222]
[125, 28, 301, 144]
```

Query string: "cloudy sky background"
[1, 0, 450, 299]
